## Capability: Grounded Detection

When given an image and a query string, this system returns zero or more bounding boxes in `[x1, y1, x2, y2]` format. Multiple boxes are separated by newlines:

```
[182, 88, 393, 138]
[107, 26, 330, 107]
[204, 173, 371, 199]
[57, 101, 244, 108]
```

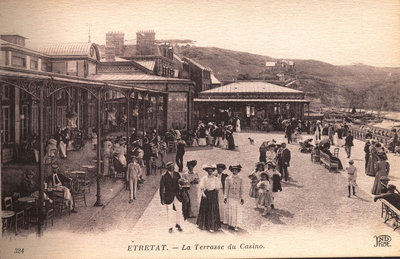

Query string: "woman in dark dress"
[197, 164, 221, 232]
[226, 125, 235, 150]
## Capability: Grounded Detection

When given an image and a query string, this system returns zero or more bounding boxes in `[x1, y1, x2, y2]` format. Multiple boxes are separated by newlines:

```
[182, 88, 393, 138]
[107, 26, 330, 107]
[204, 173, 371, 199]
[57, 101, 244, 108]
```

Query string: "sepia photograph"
[0, 0, 399, 258]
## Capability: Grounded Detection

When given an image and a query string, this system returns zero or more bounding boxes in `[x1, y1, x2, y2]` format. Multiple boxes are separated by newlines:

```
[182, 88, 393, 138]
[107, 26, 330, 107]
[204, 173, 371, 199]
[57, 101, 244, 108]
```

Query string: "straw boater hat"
[202, 164, 216, 171]
[186, 160, 197, 168]
[349, 159, 354, 164]
[51, 164, 59, 170]
[229, 164, 242, 172]
[166, 161, 175, 168]
[216, 164, 227, 170]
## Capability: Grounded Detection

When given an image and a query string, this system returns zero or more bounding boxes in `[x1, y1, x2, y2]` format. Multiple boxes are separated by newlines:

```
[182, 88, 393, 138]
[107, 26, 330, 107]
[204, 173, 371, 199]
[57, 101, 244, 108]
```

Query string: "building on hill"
[194, 81, 310, 130]
[182, 57, 212, 96]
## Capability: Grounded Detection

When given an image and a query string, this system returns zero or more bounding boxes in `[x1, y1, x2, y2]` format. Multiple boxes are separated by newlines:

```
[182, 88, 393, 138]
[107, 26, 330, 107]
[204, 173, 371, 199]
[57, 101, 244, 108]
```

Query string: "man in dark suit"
[278, 143, 291, 182]
[160, 161, 183, 233]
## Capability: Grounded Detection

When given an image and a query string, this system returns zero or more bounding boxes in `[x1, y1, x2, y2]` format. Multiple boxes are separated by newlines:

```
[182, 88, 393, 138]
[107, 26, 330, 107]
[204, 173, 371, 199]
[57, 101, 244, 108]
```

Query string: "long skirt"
[221, 139, 228, 149]
[103, 153, 110, 176]
[181, 188, 194, 220]
[189, 184, 199, 216]
[218, 189, 226, 223]
[249, 183, 258, 198]
[371, 172, 383, 195]
[59, 142, 67, 158]
[224, 197, 242, 228]
[196, 189, 221, 231]
[228, 137, 235, 150]
[198, 138, 207, 146]
[366, 156, 377, 176]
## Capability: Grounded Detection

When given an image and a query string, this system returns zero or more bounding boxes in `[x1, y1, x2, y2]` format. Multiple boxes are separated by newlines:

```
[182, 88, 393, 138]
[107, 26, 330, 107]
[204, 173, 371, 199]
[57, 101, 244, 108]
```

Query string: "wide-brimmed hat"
[186, 160, 197, 168]
[216, 163, 226, 170]
[202, 164, 216, 171]
[255, 162, 265, 168]
[166, 161, 175, 168]
[375, 143, 382, 148]
[380, 176, 390, 182]
[260, 172, 268, 178]
[51, 164, 59, 170]
[229, 164, 242, 172]
[267, 161, 276, 168]
[349, 159, 354, 164]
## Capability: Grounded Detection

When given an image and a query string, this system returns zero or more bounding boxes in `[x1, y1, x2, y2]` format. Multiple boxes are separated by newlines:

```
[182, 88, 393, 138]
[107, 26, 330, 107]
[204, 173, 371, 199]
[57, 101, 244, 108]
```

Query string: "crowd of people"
[188, 121, 236, 150]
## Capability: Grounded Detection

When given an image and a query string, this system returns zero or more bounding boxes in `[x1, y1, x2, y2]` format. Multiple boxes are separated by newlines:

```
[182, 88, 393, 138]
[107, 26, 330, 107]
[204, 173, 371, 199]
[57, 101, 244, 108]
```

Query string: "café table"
[18, 197, 36, 204]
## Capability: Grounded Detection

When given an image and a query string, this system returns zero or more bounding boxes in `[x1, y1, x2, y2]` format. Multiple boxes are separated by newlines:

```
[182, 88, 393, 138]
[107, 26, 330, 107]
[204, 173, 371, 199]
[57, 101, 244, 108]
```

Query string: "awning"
[194, 98, 310, 103]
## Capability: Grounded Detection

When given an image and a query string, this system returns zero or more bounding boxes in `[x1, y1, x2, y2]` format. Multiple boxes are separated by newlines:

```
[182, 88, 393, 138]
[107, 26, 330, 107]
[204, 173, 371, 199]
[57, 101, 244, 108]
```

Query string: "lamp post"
[94, 89, 103, 207]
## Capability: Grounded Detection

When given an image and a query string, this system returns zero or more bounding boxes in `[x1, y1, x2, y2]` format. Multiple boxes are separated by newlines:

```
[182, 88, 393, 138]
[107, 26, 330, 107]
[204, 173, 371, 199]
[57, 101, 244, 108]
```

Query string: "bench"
[380, 199, 400, 231]
[319, 151, 339, 172]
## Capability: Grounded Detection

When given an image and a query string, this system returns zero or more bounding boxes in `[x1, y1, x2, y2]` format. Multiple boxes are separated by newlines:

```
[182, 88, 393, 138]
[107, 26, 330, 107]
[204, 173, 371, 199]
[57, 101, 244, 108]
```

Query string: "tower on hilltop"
[136, 30, 155, 55]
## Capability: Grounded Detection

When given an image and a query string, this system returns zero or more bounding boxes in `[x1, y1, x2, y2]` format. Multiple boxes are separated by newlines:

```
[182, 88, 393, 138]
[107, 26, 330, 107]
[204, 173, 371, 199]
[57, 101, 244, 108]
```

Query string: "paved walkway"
[1, 132, 399, 258]
[127, 132, 400, 257]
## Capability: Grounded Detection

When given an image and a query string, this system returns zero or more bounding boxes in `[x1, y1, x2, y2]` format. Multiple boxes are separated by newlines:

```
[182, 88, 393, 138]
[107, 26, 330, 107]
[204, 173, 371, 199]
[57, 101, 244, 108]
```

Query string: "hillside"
[175, 46, 400, 110]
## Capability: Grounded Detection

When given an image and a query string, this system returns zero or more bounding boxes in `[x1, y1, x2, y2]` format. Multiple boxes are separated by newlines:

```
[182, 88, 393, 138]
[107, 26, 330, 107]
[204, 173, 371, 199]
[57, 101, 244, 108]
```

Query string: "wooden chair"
[4, 197, 13, 210]
[76, 172, 91, 194]
[14, 211, 25, 234]
[167, 141, 175, 152]
[311, 149, 320, 163]
[71, 182, 87, 208]
[28, 201, 54, 229]
[52, 190, 70, 217]
[333, 148, 339, 158]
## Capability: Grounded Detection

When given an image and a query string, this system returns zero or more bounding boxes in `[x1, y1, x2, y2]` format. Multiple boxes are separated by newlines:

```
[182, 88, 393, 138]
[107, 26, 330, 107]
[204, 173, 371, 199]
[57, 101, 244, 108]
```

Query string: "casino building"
[0, 34, 194, 163]
[194, 81, 310, 130]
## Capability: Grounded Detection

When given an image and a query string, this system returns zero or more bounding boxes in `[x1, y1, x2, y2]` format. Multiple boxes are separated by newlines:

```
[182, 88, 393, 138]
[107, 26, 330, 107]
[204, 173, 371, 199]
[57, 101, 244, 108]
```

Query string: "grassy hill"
[175, 46, 400, 110]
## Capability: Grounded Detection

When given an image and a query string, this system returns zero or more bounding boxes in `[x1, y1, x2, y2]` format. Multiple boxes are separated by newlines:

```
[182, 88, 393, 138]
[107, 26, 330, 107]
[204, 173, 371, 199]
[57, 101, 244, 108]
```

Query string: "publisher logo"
[374, 235, 391, 247]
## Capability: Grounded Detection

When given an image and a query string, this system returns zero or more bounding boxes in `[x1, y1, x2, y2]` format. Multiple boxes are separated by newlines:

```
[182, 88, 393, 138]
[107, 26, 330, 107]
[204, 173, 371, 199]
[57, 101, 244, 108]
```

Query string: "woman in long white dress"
[224, 165, 244, 232]
[236, 118, 241, 132]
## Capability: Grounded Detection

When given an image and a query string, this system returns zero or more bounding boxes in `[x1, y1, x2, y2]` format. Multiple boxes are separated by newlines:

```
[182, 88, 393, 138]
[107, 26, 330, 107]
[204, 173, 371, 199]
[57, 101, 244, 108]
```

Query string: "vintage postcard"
[0, 0, 399, 258]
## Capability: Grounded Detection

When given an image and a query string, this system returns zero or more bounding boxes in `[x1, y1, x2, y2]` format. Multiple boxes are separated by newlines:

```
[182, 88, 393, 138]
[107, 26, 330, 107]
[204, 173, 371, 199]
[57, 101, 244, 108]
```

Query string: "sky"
[0, 0, 399, 67]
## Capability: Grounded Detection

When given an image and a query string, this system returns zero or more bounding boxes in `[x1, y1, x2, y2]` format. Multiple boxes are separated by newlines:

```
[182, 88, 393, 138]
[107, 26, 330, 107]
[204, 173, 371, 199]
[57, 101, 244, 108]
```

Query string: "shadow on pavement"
[281, 181, 304, 188]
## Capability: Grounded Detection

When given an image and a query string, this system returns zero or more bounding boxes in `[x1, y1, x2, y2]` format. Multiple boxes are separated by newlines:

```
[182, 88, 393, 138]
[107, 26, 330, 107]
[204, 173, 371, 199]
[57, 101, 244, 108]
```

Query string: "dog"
[248, 137, 254, 145]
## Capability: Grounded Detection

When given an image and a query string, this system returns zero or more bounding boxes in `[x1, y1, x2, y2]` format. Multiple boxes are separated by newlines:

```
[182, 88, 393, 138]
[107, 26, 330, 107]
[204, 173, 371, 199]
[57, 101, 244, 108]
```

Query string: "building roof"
[135, 60, 156, 71]
[265, 61, 276, 67]
[100, 56, 130, 62]
[34, 42, 100, 60]
[200, 81, 303, 94]
[182, 57, 212, 71]
[89, 73, 192, 83]
[194, 98, 309, 103]
[210, 73, 221, 85]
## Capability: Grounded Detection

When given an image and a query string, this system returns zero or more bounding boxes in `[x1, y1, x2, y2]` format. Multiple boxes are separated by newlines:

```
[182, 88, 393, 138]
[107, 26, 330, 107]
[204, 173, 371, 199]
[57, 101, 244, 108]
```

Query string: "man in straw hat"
[160, 161, 183, 233]
[126, 156, 141, 203]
